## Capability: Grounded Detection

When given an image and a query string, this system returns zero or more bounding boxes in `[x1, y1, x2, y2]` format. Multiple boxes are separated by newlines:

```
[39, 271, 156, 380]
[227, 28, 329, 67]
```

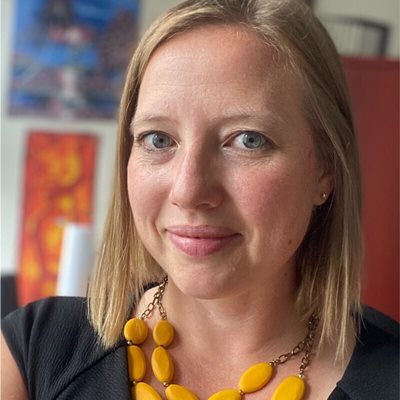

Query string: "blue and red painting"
[9, 0, 139, 119]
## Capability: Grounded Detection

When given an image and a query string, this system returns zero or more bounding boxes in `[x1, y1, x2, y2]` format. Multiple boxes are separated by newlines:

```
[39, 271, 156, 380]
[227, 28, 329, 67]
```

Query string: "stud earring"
[321, 193, 328, 201]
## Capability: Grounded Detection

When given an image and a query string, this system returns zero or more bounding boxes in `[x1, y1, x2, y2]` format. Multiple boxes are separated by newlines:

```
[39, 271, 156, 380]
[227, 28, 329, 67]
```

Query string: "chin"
[167, 264, 248, 300]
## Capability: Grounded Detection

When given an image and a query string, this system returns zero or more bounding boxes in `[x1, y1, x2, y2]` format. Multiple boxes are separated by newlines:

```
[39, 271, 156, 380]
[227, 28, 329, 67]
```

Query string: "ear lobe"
[314, 172, 334, 206]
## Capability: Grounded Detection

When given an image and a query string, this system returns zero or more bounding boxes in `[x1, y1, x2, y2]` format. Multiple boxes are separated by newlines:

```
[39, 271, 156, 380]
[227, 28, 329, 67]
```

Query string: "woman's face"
[128, 25, 330, 299]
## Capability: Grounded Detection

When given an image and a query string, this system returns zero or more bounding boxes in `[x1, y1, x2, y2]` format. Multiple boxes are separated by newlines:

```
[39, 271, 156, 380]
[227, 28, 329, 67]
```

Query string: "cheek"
[127, 158, 170, 223]
[127, 158, 142, 213]
[127, 159, 153, 217]
[232, 166, 315, 241]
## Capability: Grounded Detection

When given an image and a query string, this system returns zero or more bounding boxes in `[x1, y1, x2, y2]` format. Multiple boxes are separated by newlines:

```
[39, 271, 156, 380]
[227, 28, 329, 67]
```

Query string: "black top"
[2, 297, 398, 399]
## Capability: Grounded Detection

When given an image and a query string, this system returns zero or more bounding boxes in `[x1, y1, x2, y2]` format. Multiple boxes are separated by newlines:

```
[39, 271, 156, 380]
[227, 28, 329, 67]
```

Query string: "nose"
[169, 146, 224, 210]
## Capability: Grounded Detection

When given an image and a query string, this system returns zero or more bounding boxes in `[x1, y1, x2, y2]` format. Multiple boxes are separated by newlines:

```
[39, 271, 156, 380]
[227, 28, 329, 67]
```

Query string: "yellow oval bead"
[153, 319, 175, 347]
[127, 345, 146, 382]
[124, 318, 148, 344]
[238, 362, 273, 393]
[165, 384, 199, 400]
[208, 389, 242, 400]
[271, 376, 305, 400]
[151, 346, 174, 384]
[133, 382, 162, 400]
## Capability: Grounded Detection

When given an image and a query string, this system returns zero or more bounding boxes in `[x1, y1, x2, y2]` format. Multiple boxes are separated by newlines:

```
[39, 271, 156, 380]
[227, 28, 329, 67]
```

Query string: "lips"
[166, 225, 240, 257]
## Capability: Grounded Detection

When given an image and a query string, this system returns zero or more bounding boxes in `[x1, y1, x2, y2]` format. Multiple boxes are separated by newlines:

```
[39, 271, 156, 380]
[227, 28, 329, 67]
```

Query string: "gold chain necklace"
[123, 277, 319, 400]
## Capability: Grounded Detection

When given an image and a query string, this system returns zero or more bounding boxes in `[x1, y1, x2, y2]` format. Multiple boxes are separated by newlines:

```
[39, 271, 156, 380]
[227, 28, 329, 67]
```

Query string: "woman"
[2, 0, 398, 399]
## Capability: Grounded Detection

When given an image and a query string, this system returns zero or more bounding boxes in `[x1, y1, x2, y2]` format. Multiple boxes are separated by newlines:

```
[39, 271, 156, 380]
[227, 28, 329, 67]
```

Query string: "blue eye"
[234, 131, 267, 149]
[242, 132, 265, 148]
[143, 132, 173, 149]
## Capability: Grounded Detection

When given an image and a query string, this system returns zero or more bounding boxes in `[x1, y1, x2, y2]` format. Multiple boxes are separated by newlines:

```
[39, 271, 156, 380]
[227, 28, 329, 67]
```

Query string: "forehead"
[155, 26, 268, 71]
[140, 24, 288, 88]
[135, 24, 305, 130]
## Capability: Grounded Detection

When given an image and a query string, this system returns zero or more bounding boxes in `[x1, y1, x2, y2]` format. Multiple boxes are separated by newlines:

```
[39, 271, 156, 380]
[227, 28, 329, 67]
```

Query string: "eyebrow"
[131, 110, 283, 131]
[218, 112, 284, 126]
[131, 114, 177, 131]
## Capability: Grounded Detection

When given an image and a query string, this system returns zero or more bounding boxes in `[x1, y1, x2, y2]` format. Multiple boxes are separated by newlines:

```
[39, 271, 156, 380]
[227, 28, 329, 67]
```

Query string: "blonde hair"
[88, 0, 362, 360]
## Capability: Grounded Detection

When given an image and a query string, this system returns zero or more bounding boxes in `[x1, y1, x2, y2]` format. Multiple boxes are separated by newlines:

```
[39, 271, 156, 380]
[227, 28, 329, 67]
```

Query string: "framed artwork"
[17, 131, 97, 305]
[8, 0, 139, 119]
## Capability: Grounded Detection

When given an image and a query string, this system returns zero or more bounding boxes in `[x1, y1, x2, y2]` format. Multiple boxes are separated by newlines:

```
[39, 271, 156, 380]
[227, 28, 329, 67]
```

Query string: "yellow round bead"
[153, 319, 175, 347]
[238, 362, 273, 393]
[151, 346, 174, 384]
[124, 318, 148, 344]
[165, 384, 199, 400]
[133, 382, 162, 400]
[127, 345, 146, 382]
[271, 375, 305, 400]
[208, 389, 242, 400]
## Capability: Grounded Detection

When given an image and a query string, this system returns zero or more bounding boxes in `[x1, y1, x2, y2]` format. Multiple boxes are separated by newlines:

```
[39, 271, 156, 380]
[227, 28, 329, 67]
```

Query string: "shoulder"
[2, 297, 96, 367]
[3, 296, 89, 330]
[360, 306, 398, 337]
[1, 297, 124, 399]
[336, 306, 399, 399]
[357, 306, 398, 367]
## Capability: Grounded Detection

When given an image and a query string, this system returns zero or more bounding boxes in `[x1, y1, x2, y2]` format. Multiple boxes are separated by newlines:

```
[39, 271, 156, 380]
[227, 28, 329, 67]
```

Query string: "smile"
[165, 225, 241, 257]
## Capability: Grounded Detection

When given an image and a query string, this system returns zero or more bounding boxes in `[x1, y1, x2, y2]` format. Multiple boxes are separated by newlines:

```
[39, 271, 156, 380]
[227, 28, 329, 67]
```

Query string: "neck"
[161, 275, 305, 360]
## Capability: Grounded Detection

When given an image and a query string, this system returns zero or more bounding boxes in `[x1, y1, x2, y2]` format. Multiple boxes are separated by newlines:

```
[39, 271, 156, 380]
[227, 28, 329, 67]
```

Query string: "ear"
[313, 170, 334, 206]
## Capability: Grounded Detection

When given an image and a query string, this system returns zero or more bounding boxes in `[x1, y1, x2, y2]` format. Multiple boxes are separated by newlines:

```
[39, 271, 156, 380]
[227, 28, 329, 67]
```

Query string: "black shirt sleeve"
[2, 297, 90, 398]
[1, 297, 129, 400]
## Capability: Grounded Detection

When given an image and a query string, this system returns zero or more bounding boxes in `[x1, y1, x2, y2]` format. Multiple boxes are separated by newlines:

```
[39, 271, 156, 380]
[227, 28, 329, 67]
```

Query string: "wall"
[1, 0, 399, 275]
[0, 0, 182, 275]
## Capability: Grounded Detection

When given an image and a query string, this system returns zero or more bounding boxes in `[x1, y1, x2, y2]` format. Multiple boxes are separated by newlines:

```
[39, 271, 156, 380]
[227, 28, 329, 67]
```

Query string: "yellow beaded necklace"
[123, 278, 319, 400]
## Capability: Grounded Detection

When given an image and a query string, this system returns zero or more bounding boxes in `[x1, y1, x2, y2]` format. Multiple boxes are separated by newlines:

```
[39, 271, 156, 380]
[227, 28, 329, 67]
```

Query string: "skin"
[1, 333, 28, 400]
[129, 25, 344, 398]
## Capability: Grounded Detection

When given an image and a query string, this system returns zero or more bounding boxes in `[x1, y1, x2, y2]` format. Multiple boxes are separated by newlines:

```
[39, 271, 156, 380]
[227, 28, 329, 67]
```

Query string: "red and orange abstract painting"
[17, 131, 97, 305]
